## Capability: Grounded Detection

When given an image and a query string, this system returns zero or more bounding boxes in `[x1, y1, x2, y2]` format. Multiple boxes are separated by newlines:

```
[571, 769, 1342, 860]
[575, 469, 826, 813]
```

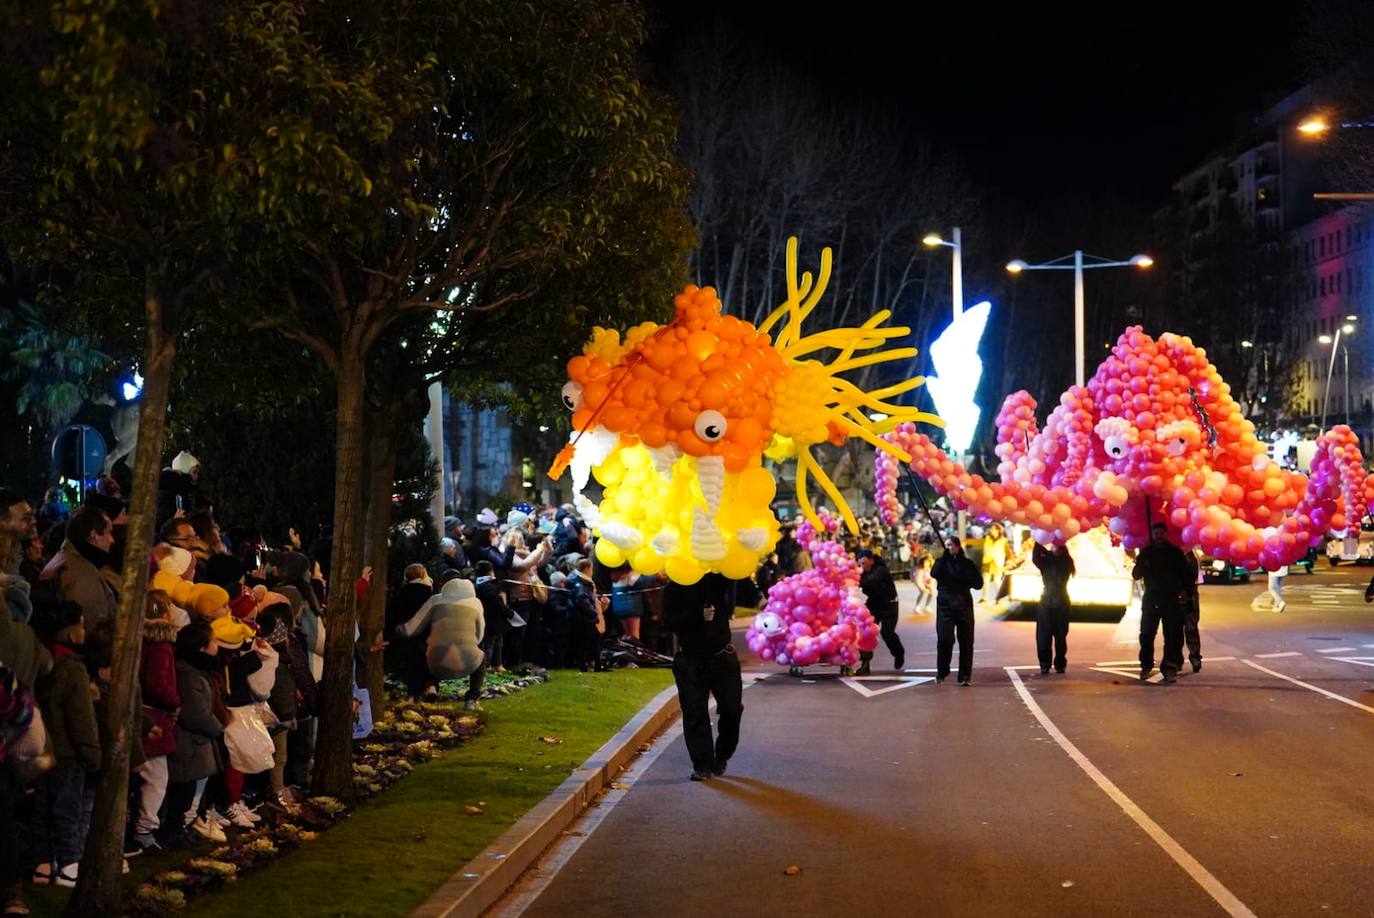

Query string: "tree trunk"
[67, 278, 176, 915]
[312, 333, 368, 802]
[361, 405, 397, 714]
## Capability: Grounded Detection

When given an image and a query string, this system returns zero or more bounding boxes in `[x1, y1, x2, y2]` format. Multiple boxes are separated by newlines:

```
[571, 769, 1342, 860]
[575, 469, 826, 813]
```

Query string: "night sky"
[651, 1, 1304, 209]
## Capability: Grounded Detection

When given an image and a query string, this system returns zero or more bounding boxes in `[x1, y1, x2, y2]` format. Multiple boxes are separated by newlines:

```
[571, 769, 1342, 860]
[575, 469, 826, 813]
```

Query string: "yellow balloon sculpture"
[549, 237, 942, 584]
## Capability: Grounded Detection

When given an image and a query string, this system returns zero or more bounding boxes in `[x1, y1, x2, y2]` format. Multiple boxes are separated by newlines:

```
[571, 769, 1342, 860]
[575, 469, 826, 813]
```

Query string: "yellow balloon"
[595, 538, 626, 568]
[630, 547, 665, 575]
[739, 466, 776, 506]
[665, 555, 705, 585]
[719, 543, 757, 580]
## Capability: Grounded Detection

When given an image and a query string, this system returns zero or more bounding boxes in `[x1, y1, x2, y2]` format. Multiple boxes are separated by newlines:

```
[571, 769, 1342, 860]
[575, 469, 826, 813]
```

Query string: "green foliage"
[0, 295, 112, 429]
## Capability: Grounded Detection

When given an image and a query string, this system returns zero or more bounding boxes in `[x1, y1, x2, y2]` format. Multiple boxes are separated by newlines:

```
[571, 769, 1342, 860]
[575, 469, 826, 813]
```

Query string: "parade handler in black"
[664, 573, 743, 781]
[1032, 542, 1075, 674]
[930, 537, 983, 685]
[856, 550, 904, 675]
[1132, 522, 1194, 683]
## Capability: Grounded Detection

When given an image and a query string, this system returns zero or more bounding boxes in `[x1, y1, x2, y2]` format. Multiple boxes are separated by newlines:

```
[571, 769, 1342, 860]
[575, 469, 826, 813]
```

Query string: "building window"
[1320, 236, 1326, 257]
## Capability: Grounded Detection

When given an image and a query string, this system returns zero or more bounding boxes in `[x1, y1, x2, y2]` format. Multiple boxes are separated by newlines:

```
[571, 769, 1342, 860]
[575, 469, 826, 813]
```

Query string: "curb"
[411, 683, 682, 918]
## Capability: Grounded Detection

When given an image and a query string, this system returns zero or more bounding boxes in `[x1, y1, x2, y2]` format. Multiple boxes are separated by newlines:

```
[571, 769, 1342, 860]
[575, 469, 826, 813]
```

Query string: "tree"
[207, 0, 694, 798]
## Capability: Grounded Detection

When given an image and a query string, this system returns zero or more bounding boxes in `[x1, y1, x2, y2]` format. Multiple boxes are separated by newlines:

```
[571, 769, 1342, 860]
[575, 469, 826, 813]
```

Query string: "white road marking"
[1317, 647, 1358, 653]
[1330, 657, 1374, 669]
[840, 676, 936, 697]
[1005, 668, 1257, 918]
[1091, 666, 1163, 683]
[1363, 643, 1374, 649]
[1255, 652, 1302, 659]
[1243, 660, 1374, 715]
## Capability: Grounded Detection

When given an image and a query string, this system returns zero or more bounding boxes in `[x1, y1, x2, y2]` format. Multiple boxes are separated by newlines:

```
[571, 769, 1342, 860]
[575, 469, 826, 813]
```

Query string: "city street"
[492, 564, 1374, 917]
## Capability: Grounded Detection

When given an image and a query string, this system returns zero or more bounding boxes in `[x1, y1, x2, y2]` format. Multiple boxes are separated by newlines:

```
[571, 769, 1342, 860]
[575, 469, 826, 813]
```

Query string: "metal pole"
[426, 380, 447, 540]
[951, 226, 963, 319]
[1344, 345, 1351, 426]
[1074, 250, 1085, 389]
[1320, 328, 1340, 431]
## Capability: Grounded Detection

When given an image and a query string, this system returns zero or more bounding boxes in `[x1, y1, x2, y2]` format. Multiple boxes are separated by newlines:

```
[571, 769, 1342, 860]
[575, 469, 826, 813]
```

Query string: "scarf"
[73, 538, 111, 570]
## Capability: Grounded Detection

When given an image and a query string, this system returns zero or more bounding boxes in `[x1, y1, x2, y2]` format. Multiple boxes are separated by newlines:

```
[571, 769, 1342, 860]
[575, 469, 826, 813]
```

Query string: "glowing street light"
[1298, 117, 1330, 136]
[1004, 250, 1154, 388]
[1319, 317, 1357, 429]
[923, 227, 964, 319]
[1240, 340, 1254, 348]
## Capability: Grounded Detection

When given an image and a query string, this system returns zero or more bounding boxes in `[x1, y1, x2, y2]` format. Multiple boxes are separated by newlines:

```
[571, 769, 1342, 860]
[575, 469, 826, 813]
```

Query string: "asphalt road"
[490, 564, 1374, 918]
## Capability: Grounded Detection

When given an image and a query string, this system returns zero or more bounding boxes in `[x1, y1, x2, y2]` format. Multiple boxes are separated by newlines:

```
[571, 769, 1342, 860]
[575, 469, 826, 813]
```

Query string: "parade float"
[876, 326, 1374, 571]
[548, 237, 939, 586]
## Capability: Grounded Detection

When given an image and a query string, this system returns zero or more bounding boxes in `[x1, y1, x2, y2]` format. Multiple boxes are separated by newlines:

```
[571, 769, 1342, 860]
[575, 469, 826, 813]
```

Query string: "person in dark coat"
[390, 565, 438, 698]
[1132, 522, 1194, 683]
[545, 571, 574, 668]
[856, 550, 904, 675]
[437, 539, 466, 580]
[132, 593, 180, 851]
[931, 537, 983, 685]
[664, 573, 743, 781]
[165, 621, 228, 846]
[254, 605, 301, 806]
[1182, 549, 1203, 672]
[566, 559, 605, 672]
[474, 561, 510, 673]
[1032, 543, 1076, 674]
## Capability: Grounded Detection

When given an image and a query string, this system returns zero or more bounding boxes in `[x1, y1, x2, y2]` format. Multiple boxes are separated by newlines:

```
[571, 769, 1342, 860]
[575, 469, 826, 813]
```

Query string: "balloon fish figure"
[876, 326, 1374, 571]
[548, 237, 940, 585]
[746, 509, 879, 668]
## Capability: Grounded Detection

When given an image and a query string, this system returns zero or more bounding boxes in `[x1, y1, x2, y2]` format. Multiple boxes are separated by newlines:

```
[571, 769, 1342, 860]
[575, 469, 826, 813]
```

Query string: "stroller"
[599, 635, 674, 669]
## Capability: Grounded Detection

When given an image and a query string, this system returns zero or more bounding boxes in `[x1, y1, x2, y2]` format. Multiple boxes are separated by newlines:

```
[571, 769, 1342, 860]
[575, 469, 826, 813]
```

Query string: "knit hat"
[211, 614, 255, 650]
[227, 587, 257, 619]
[83, 492, 125, 521]
[156, 546, 195, 578]
[190, 584, 230, 618]
[171, 451, 200, 474]
[506, 510, 530, 529]
[514, 502, 535, 515]
[476, 508, 499, 527]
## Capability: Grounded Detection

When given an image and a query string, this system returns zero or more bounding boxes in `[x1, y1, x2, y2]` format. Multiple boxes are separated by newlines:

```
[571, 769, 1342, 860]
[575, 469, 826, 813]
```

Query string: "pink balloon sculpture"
[746, 509, 880, 668]
[876, 326, 1374, 571]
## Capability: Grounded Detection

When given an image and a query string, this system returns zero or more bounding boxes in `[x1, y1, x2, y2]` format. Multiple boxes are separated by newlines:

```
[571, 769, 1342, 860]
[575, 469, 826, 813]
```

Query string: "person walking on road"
[855, 550, 904, 675]
[1032, 542, 1075, 674]
[979, 523, 1008, 606]
[1252, 565, 1288, 613]
[664, 573, 743, 781]
[1132, 523, 1193, 683]
[931, 537, 982, 685]
[1182, 548, 1204, 671]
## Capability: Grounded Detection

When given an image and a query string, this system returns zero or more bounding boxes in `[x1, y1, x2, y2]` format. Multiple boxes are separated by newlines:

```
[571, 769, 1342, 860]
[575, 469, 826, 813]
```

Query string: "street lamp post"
[1006, 251, 1153, 388]
[923, 227, 963, 320]
[1318, 316, 1357, 430]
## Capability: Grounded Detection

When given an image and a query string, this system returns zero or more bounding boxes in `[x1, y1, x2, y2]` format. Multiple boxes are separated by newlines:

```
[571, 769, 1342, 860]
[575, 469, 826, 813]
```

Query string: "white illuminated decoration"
[924, 300, 990, 456]
[120, 372, 144, 402]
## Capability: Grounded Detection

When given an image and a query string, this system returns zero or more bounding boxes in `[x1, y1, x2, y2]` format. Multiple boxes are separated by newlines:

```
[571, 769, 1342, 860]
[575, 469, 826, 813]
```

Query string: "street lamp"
[923, 227, 963, 319]
[1004, 250, 1154, 388]
[1317, 318, 1357, 429]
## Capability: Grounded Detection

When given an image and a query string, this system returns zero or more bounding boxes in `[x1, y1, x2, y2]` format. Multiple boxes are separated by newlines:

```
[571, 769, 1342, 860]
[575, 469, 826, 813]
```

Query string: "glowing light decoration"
[924, 300, 990, 457]
[120, 372, 144, 402]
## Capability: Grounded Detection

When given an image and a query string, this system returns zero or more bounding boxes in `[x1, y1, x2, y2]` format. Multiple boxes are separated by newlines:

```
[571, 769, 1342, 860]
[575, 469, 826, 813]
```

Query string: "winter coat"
[1032, 545, 1076, 608]
[1132, 541, 1194, 605]
[263, 639, 298, 724]
[438, 552, 467, 581]
[567, 574, 601, 627]
[476, 577, 511, 639]
[397, 578, 485, 680]
[859, 561, 899, 617]
[474, 541, 516, 578]
[171, 655, 225, 782]
[506, 542, 552, 603]
[0, 613, 51, 689]
[140, 619, 181, 758]
[664, 574, 736, 656]
[931, 552, 982, 617]
[389, 581, 434, 634]
[223, 647, 266, 708]
[41, 540, 119, 629]
[36, 646, 100, 770]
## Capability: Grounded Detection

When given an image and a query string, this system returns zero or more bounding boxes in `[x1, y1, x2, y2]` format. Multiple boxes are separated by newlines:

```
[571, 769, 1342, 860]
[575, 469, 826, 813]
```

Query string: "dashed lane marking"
[1005, 668, 1257, 918]
[1255, 652, 1302, 658]
[1317, 646, 1358, 653]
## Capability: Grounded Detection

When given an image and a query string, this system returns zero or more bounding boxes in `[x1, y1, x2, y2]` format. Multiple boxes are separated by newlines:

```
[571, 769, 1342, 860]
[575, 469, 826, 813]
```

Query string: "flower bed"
[128, 701, 486, 914]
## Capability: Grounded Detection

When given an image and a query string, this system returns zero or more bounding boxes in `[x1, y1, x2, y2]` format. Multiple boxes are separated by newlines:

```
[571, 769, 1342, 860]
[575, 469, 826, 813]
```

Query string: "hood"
[439, 578, 476, 602]
[143, 618, 179, 643]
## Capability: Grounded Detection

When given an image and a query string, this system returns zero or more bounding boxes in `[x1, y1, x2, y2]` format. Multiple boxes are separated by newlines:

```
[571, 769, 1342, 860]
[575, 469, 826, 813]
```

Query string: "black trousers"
[859, 607, 905, 665]
[570, 620, 601, 671]
[1140, 597, 1184, 675]
[1183, 590, 1202, 665]
[673, 646, 744, 771]
[513, 600, 543, 665]
[1036, 601, 1070, 671]
[936, 608, 975, 682]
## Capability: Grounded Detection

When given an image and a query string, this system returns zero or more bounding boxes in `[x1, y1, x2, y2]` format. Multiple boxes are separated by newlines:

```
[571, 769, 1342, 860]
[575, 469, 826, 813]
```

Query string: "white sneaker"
[54, 862, 78, 888]
[190, 814, 228, 843]
[225, 801, 257, 828]
[205, 807, 232, 828]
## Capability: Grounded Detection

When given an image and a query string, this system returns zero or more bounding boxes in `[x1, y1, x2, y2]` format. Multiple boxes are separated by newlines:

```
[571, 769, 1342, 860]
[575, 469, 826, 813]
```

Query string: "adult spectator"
[41, 508, 119, 629]
[155, 451, 201, 531]
[19, 536, 46, 589]
[931, 537, 982, 686]
[35, 487, 69, 537]
[566, 558, 606, 672]
[390, 565, 438, 699]
[664, 573, 743, 781]
[437, 538, 467, 579]
[394, 575, 487, 711]
[1132, 522, 1193, 683]
[0, 489, 37, 576]
[979, 523, 1008, 606]
[474, 560, 511, 674]
[1032, 543, 1075, 675]
[856, 550, 904, 675]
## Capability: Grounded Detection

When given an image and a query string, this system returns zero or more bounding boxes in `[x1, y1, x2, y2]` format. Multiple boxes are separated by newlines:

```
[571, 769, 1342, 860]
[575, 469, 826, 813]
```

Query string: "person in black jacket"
[1132, 522, 1193, 683]
[664, 573, 743, 781]
[856, 550, 904, 675]
[1032, 543, 1075, 674]
[390, 565, 438, 698]
[931, 537, 982, 685]
[474, 561, 510, 674]
[566, 559, 605, 672]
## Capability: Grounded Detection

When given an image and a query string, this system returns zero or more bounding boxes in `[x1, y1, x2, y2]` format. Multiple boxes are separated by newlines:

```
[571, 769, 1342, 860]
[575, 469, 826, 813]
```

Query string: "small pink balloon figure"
[746, 509, 880, 669]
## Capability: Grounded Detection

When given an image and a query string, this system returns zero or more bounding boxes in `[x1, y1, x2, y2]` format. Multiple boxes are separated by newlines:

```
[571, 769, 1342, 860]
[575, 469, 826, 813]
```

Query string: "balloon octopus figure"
[745, 509, 879, 669]
[548, 237, 939, 584]
[877, 326, 1374, 571]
